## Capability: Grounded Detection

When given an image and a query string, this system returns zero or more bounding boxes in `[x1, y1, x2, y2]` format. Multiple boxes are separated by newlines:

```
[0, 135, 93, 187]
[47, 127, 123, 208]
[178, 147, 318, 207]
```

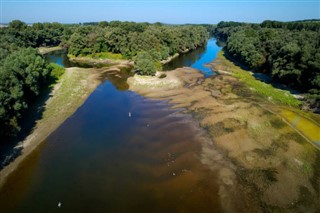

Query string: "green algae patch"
[279, 108, 320, 146]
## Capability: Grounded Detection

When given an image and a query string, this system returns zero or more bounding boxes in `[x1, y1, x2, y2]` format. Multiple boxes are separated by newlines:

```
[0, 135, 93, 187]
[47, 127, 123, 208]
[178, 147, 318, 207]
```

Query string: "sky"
[0, 0, 319, 24]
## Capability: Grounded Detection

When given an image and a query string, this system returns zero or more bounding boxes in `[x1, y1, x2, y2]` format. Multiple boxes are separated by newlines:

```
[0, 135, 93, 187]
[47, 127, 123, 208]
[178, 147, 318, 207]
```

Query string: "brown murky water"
[0, 80, 224, 212]
[2, 39, 319, 212]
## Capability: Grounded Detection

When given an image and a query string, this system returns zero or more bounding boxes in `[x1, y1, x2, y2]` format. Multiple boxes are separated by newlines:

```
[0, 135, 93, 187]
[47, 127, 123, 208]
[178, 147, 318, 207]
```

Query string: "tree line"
[0, 20, 66, 141]
[65, 22, 209, 75]
[0, 20, 210, 141]
[214, 20, 320, 110]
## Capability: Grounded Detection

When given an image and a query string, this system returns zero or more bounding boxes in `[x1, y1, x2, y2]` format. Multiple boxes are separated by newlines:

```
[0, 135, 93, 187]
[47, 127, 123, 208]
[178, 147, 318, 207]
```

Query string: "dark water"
[0, 81, 220, 212]
[45, 49, 93, 68]
[0, 39, 223, 212]
[164, 38, 221, 77]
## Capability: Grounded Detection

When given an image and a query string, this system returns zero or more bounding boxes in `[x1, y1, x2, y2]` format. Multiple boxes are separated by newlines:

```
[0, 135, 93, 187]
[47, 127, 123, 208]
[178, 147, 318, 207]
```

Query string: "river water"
[164, 38, 221, 77]
[0, 39, 223, 212]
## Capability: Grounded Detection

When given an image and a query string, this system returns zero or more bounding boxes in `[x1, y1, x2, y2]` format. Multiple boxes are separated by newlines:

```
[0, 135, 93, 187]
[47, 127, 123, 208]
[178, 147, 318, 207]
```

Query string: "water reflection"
[0, 38, 225, 212]
[0, 81, 221, 212]
[164, 38, 221, 77]
[45, 49, 94, 68]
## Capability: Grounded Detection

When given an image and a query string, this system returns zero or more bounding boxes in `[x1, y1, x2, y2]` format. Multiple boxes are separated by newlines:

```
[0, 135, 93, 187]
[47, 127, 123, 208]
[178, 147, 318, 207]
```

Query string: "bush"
[0, 48, 49, 139]
[134, 51, 157, 76]
[47, 63, 65, 80]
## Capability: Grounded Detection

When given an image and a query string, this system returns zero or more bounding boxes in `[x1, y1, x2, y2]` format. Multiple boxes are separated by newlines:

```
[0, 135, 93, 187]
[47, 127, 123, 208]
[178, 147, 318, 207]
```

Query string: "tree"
[0, 48, 49, 139]
[134, 51, 157, 76]
[215, 20, 320, 110]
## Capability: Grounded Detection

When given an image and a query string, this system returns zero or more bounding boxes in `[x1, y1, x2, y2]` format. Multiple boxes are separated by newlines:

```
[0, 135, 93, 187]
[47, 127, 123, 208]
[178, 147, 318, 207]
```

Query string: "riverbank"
[68, 54, 133, 68]
[0, 67, 100, 188]
[0, 63, 132, 189]
[127, 55, 320, 211]
[38, 46, 63, 55]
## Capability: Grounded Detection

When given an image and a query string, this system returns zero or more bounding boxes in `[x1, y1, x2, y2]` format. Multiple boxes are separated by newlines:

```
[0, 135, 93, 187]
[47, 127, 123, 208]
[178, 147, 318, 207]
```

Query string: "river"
[0, 39, 225, 212]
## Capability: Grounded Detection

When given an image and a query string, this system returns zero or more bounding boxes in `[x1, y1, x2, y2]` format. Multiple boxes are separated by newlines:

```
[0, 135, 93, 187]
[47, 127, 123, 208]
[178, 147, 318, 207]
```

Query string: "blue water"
[190, 38, 221, 77]
[47, 38, 222, 77]
[45, 50, 92, 68]
[164, 38, 221, 77]
[45, 50, 68, 67]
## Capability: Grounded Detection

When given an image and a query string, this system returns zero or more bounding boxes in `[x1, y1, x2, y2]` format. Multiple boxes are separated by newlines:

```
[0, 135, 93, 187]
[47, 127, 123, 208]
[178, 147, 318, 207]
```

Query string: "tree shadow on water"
[0, 80, 55, 170]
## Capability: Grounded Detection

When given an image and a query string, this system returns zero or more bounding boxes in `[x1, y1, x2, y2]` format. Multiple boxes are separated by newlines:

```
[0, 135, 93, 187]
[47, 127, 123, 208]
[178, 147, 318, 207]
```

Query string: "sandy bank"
[128, 71, 182, 91]
[69, 55, 134, 67]
[127, 63, 320, 211]
[38, 46, 63, 55]
[0, 64, 132, 189]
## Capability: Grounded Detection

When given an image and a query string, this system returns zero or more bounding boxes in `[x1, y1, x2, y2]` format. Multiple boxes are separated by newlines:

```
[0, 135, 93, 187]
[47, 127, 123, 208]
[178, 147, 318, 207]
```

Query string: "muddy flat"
[128, 64, 320, 211]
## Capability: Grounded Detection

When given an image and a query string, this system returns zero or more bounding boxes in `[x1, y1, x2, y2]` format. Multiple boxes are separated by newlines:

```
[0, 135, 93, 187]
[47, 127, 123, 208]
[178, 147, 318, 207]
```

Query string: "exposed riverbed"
[1, 38, 319, 212]
[0, 39, 229, 212]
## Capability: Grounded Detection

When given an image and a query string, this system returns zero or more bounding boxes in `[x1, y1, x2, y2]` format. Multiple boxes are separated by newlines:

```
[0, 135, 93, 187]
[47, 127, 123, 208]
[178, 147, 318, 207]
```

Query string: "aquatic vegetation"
[269, 118, 287, 129]
[279, 108, 320, 145]
[216, 51, 302, 107]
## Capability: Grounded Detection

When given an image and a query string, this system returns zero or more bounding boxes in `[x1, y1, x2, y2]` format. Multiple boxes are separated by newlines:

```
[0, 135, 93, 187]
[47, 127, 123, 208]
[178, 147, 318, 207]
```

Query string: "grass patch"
[217, 51, 301, 107]
[280, 109, 320, 143]
[270, 118, 287, 129]
[47, 63, 65, 83]
[84, 52, 123, 60]
[279, 132, 306, 145]
[42, 67, 94, 122]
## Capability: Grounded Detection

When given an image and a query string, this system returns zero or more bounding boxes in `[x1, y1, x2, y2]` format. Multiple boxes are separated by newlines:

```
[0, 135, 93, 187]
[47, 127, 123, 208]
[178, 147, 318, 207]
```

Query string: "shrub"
[47, 63, 65, 80]
[134, 51, 157, 76]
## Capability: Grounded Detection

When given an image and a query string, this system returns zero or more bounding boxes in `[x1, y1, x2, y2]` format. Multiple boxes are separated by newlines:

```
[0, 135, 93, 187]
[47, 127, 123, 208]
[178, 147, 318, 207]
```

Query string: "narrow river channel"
[0, 40, 226, 212]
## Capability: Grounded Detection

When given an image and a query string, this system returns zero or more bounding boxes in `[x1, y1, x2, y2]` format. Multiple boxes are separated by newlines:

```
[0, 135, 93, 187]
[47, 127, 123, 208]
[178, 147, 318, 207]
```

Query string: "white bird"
[128, 112, 131, 117]
[58, 202, 62, 208]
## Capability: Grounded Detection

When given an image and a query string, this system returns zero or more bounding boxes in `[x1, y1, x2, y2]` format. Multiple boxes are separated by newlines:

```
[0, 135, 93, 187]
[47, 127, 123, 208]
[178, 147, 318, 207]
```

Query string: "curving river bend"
[0, 39, 225, 212]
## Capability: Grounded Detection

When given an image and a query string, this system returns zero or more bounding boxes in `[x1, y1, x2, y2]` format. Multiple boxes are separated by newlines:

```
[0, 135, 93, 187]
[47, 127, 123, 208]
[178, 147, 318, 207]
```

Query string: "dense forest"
[214, 20, 320, 110]
[0, 20, 209, 141]
[65, 22, 209, 75]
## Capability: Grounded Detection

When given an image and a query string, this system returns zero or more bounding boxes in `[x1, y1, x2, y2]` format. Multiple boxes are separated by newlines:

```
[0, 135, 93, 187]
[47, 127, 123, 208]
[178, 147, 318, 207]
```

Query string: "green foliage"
[0, 48, 49, 139]
[47, 63, 65, 81]
[306, 89, 320, 111]
[134, 51, 157, 76]
[63, 22, 209, 76]
[214, 20, 320, 109]
[64, 23, 209, 62]
[0, 20, 211, 141]
[88, 52, 123, 60]
[233, 68, 301, 107]
[0, 20, 67, 64]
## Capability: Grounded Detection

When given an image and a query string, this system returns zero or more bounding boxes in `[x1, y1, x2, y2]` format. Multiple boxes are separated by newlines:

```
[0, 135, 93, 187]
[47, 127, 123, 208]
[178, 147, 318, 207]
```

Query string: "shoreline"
[0, 49, 190, 187]
[0, 48, 319, 211]
[38, 46, 63, 55]
[69, 49, 187, 68]
[127, 57, 320, 211]
[68, 55, 134, 67]
[0, 63, 132, 189]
